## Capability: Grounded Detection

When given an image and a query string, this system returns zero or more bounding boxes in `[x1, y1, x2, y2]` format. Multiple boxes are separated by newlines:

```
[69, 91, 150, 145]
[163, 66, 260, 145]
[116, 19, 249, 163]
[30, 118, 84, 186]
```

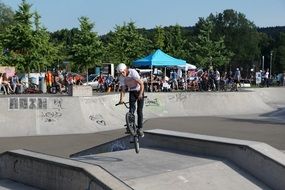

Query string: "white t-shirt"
[265, 71, 269, 79]
[119, 69, 141, 91]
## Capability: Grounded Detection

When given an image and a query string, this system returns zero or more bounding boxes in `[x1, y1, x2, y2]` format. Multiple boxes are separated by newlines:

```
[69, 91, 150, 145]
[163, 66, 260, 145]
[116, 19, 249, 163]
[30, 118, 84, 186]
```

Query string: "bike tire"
[134, 135, 140, 154]
[126, 112, 136, 136]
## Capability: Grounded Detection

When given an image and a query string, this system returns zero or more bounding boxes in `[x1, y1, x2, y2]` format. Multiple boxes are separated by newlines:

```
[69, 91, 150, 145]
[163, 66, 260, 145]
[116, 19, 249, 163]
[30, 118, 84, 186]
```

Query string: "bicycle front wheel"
[126, 112, 136, 136]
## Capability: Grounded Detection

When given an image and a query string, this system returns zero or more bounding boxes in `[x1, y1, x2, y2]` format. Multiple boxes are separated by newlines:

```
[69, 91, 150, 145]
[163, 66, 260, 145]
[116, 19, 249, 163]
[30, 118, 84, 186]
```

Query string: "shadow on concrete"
[224, 107, 285, 125]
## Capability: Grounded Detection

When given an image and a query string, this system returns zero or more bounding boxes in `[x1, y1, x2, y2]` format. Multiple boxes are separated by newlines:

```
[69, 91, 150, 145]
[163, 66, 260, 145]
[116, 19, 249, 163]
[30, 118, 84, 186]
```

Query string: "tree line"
[1, 0, 285, 78]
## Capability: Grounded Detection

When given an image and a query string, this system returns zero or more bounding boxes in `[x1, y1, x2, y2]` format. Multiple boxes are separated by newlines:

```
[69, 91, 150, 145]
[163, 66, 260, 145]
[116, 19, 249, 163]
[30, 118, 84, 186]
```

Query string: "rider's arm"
[119, 86, 126, 103]
[118, 75, 126, 103]
[135, 78, 144, 99]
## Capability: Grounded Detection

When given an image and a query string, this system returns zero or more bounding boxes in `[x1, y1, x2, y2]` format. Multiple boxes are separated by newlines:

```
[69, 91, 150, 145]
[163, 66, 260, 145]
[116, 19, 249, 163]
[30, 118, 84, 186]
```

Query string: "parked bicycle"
[22, 81, 42, 94]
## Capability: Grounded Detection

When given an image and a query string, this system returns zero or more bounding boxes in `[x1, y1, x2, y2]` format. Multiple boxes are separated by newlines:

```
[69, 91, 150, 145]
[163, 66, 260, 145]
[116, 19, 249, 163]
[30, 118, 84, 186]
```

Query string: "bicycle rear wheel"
[134, 135, 140, 154]
[126, 112, 136, 136]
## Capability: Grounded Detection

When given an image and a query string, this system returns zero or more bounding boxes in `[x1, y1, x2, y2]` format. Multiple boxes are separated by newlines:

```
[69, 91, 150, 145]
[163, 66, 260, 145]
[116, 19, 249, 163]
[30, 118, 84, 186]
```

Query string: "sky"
[1, 0, 285, 35]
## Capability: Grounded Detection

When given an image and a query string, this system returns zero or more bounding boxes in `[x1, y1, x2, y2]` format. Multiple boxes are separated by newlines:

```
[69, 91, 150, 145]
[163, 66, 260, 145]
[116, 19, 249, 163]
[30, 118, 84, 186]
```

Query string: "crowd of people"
[139, 68, 243, 92]
[80, 67, 246, 93]
[0, 70, 80, 95]
[1, 67, 283, 95]
[0, 72, 22, 94]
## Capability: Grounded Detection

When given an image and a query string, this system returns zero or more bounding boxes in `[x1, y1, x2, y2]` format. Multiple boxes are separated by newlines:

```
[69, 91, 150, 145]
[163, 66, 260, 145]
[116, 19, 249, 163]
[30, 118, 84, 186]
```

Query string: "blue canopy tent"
[133, 49, 186, 68]
[133, 49, 187, 91]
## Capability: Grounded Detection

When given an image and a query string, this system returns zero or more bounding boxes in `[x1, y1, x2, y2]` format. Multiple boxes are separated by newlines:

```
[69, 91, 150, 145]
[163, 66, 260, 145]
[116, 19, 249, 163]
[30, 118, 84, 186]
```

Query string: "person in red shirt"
[98, 73, 105, 92]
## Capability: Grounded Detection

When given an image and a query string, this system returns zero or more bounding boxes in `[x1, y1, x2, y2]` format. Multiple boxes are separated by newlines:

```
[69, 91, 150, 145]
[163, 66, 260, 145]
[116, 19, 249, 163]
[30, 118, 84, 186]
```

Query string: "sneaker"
[138, 128, 144, 137]
[125, 127, 130, 134]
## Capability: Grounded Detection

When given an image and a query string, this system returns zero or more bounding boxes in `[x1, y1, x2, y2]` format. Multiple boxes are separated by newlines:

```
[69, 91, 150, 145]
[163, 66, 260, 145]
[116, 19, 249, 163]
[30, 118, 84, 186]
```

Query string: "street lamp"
[262, 56, 264, 71]
[270, 51, 273, 79]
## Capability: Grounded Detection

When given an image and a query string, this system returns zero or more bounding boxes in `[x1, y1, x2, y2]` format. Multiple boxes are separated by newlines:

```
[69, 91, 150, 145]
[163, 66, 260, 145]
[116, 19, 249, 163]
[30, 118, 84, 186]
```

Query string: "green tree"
[71, 16, 103, 72]
[106, 22, 151, 66]
[0, 0, 34, 71]
[30, 11, 58, 71]
[51, 28, 80, 53]
[0, 2, 14, 62]
[210, 9, 260, 70]
[153, 25, 166, 50]
[164, 24, 188, 59]
[274, 32, 285, 73]
[0, 0, 57, 72]
[190, 18, 233, 69]
[0, 2, 14, 32]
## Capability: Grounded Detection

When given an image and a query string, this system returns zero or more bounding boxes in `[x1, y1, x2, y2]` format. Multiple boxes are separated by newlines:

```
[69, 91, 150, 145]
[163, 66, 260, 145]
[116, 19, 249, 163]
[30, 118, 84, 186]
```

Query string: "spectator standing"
[171, 70, 178, 90]
[234, 68, 241, 91]
[201, 70, 209, 91]
[264, 68, 270, 87]
[208, 70, 215, 91]
[98, 73, 105, 92]
[46, 70, 52, 93]
[105, 74, 113, 92]
[214, 69, 221, 91]
[0, 73, 7, 94]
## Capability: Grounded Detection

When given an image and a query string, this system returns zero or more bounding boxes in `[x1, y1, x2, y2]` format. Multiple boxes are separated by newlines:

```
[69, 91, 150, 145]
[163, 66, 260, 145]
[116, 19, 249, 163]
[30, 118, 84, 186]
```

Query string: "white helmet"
[116, 63, 127, 73]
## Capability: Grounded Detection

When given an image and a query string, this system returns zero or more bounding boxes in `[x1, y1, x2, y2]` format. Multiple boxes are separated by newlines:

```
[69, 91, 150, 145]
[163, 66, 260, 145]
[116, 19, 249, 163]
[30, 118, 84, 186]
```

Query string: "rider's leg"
[129, 91, 136, 115]
[136, 91, 144, 137]
[137, 92, 144, 129]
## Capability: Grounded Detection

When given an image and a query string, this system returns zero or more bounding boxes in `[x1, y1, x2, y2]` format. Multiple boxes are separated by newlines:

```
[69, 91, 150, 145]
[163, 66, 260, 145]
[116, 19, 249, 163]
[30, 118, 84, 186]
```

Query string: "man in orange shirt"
[46, 70, 52, 92]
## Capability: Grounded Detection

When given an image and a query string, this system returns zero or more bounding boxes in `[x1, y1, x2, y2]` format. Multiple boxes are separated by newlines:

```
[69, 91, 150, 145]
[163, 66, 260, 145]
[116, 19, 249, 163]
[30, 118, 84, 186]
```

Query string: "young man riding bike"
[117, 63, 145, 137]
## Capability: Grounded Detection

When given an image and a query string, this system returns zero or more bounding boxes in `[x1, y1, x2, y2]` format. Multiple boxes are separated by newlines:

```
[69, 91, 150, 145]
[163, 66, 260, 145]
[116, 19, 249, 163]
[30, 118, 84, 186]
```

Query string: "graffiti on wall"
[168, 92, 187, 102]
[41, 111, 62, 122]
[9, 97, 48, 110]
[89, 114, 106, 126]
[41, 98, 64, 122]
[145, 98, 160, 107]
[8, 97, 65, 123]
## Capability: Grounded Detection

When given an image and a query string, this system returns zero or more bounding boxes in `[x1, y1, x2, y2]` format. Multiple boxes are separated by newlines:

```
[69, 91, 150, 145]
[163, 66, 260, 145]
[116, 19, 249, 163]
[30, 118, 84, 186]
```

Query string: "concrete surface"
[0, 150, 132, 190]
[0, 87, 284, 189]
[71, 129, 285, 190]
[72, 85, 93, 96]
[74, 149, 270, 190]
[0, 179, 39, 190]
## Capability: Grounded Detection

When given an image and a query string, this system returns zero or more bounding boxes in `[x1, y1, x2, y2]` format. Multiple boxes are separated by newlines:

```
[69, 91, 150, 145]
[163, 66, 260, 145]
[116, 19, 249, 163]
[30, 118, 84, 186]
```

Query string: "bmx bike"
[115, 97, 146, 154]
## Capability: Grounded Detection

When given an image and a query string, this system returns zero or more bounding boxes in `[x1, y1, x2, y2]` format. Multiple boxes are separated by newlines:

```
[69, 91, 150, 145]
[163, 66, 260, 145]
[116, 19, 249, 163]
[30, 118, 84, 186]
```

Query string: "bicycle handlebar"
[115, 102, 129, 107]
[115, 96, 148, 108]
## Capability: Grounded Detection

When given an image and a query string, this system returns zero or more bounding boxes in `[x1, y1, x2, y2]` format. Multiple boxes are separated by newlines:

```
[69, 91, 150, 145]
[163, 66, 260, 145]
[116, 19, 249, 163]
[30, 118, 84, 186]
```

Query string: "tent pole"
[151, 65, 153, 92]
[185, 68, 187, 90]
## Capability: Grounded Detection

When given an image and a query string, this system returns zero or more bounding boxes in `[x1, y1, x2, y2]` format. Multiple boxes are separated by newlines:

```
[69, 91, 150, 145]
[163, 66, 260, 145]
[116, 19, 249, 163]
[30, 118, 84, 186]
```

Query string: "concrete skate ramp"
[0, 88, 283, 137]
[253, 88, 285, 106]
[70, 129, 285, 190]
[0, 96, 125, 137]
[1, 129, 284, 189]
[0, 149, 131, 190]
